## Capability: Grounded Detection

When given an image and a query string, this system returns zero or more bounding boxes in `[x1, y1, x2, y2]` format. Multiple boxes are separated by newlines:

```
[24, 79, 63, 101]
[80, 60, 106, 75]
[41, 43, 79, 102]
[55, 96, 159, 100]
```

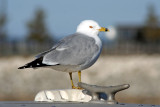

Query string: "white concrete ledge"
[35, 89, 91, 102]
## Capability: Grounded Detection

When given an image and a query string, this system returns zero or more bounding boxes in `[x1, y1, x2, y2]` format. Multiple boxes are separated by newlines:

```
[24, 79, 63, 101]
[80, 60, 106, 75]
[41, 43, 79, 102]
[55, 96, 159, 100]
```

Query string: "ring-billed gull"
[18, 20, 109, 89]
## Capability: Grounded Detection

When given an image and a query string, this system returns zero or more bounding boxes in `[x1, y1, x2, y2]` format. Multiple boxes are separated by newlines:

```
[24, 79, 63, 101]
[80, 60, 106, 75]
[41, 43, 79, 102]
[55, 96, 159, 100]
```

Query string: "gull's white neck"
[93, 34, 102, 49]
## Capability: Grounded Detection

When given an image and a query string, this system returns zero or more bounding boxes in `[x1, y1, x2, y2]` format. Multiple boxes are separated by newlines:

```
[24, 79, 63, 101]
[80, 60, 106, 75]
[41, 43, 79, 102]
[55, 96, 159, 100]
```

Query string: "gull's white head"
[76, 20, 109, 36]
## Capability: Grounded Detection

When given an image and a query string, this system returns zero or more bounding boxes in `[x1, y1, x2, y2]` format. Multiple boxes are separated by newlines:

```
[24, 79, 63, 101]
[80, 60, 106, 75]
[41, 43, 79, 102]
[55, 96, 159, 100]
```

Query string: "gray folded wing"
[38, 33, 99, 66]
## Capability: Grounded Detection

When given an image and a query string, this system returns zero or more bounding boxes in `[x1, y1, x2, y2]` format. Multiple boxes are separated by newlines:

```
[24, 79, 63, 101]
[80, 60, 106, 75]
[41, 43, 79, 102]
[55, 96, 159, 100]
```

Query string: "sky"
[1, 0, 160, 39]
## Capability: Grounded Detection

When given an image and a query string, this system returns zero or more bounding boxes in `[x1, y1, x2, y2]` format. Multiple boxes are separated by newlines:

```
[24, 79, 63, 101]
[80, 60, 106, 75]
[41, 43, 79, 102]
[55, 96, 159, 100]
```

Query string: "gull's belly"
[49, 65, 80, 72]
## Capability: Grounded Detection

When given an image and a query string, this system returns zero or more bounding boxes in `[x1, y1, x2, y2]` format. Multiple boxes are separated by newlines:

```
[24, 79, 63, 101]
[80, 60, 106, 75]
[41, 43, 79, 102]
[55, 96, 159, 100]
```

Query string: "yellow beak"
[99, 27, 109, 32]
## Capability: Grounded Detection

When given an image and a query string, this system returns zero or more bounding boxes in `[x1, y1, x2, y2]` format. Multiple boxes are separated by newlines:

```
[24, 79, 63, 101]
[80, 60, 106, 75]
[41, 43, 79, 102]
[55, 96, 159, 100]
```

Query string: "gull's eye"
[89, 26, 93, 28]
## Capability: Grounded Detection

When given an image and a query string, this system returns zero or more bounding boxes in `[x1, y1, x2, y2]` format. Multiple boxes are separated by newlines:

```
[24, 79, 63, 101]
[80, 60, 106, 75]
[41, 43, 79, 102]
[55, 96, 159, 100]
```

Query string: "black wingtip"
[18, 66, 26, 69]
[18, 57, 50, 69]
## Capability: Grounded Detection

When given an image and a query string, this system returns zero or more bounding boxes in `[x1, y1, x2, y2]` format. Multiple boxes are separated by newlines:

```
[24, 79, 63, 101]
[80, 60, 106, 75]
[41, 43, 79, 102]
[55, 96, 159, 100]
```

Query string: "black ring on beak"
[105, 28, 109, 32]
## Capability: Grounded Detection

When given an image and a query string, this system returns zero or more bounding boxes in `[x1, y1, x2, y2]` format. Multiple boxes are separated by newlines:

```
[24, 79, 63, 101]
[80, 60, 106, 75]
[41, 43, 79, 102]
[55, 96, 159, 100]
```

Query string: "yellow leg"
[77, 71, 83, 89]
[78, 71, 81, 82]
[69, 72, 76, 89]
[69, 72, 83, 89]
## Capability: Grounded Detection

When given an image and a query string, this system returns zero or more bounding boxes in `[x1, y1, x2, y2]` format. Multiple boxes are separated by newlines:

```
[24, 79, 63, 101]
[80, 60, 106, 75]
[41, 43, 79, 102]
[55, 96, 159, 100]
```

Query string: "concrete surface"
[0, 101, 159, 107]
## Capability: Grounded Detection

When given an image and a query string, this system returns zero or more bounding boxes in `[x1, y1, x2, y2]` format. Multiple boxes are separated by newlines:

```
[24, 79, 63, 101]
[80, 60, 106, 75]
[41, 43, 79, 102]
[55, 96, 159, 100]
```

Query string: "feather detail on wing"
[42, 33, 99, 66]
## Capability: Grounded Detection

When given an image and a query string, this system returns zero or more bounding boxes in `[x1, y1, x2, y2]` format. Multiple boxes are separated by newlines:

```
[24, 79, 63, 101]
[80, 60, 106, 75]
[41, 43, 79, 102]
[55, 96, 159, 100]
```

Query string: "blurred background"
[0, 0, 160, 104]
